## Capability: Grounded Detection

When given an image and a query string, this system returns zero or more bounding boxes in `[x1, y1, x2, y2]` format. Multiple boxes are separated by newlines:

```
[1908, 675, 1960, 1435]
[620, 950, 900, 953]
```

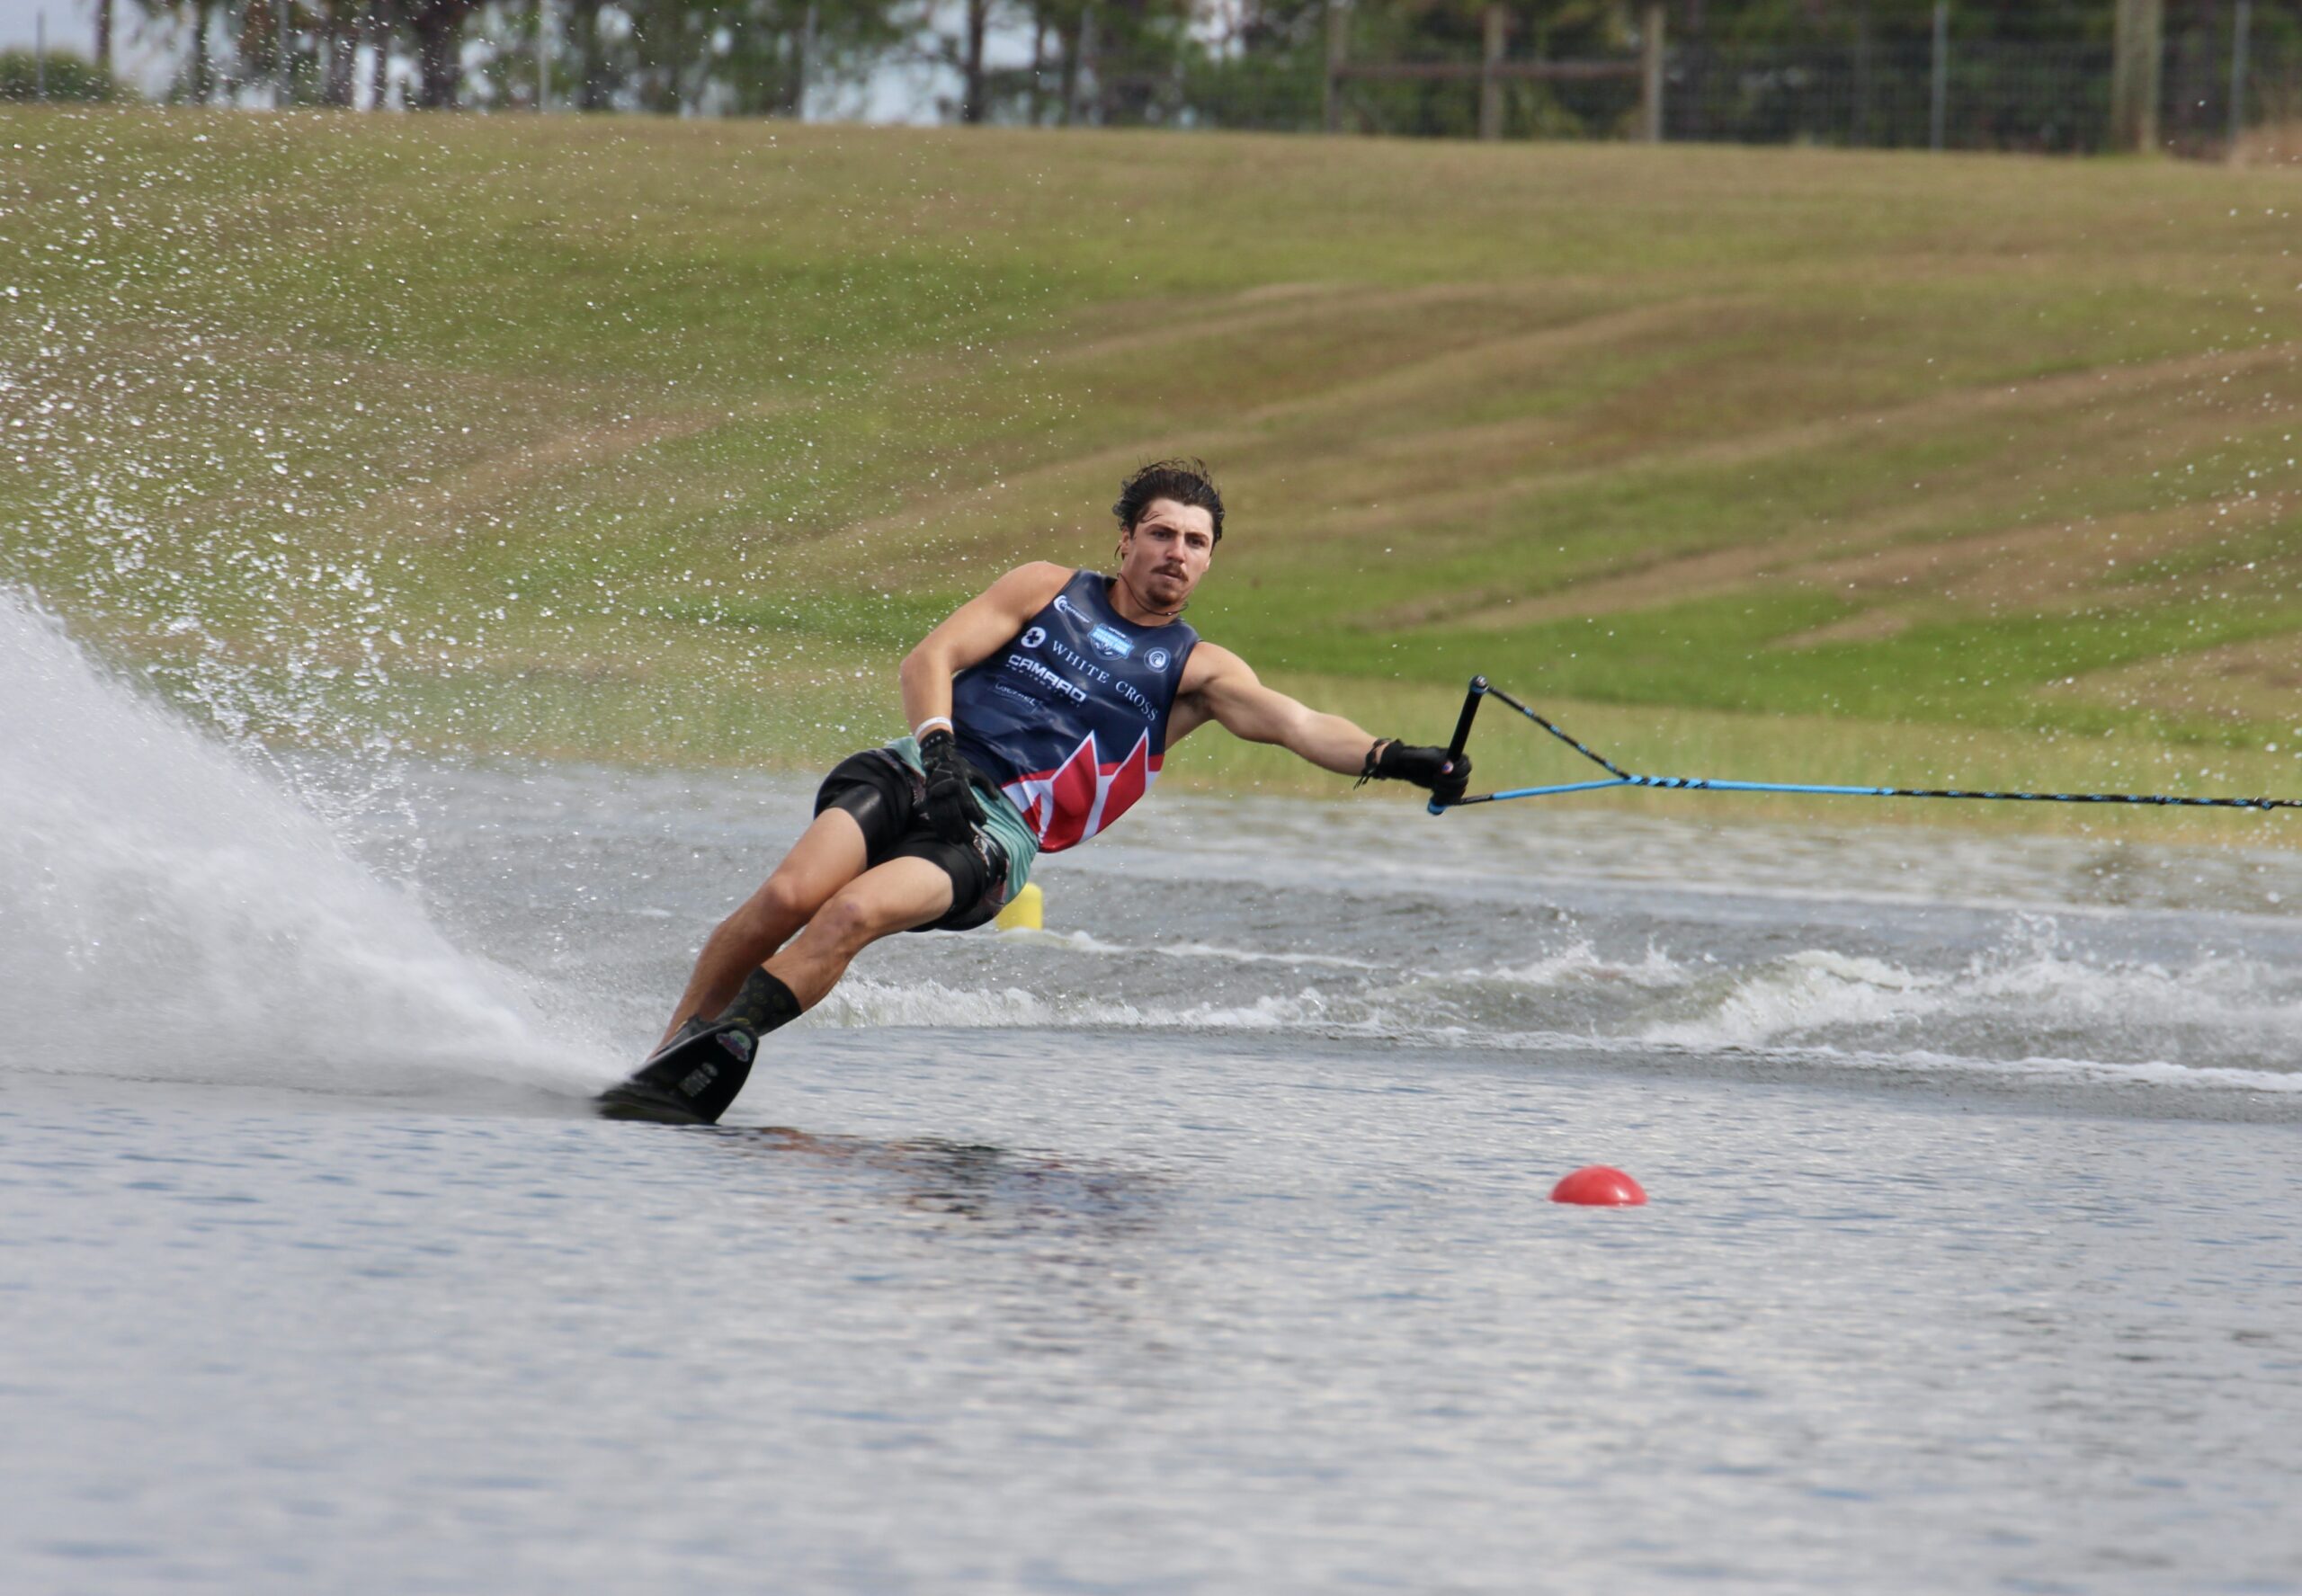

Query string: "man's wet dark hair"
[1113, 459, 1224, 545]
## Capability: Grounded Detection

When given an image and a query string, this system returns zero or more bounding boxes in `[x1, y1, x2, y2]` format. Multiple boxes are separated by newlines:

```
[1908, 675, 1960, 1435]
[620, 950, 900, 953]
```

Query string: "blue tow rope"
[1426, 676, 2302, 817]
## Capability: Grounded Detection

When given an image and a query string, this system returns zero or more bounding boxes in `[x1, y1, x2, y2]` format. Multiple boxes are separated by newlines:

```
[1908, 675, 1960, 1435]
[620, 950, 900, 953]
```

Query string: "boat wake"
[811, 914, 2302, 1097]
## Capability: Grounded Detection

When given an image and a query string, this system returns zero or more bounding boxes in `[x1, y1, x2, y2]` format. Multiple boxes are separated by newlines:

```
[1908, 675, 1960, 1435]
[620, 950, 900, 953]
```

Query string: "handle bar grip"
[1445, 675, 1486, 766]
[1429, 675, 1487, 814]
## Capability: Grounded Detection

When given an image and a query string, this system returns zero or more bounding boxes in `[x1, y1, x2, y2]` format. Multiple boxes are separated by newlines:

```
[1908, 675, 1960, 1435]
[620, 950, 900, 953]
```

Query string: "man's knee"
[754, 872, 819, 924]
[807, 889, 890, 953]
[711, 881, 805, 959]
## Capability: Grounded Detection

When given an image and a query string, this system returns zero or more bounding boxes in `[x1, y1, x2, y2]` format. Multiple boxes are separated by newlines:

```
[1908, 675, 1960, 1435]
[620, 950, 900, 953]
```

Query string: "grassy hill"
[4, 108, 2298, 843]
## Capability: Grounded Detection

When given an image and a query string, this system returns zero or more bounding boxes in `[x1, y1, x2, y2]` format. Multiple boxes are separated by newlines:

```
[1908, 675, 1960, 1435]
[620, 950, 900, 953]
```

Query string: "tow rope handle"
[1427, 675, 1487, 816]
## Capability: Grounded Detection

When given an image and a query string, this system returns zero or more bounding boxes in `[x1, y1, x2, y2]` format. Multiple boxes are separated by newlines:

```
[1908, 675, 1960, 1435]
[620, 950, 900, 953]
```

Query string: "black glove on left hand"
[918, 727, 989, 844]
[1371, 740, 1472, 806]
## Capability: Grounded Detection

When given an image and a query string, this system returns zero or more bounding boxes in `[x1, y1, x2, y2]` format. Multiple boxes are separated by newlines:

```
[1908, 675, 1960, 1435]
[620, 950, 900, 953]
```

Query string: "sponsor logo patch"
[1006, 653, 1090, 703]
[1145, 647, 1170, 672]
[1088, 624, 1135, 660]
[1020, 626, 1047, 650]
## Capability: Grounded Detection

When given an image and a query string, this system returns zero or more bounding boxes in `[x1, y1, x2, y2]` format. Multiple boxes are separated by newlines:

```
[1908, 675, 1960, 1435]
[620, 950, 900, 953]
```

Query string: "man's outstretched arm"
[1176, 644, 1471, 798]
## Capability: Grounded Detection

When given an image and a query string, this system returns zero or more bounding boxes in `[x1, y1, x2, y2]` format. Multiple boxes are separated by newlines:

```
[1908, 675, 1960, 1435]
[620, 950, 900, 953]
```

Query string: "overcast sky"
[4, 0, 98, 56]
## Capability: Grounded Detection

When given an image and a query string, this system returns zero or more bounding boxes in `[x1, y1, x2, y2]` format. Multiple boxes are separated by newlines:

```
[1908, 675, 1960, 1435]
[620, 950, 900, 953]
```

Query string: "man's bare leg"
[602, 855, 958, 1126]
[758, 856, 956, 1010]
[654, 808, 871, 1050]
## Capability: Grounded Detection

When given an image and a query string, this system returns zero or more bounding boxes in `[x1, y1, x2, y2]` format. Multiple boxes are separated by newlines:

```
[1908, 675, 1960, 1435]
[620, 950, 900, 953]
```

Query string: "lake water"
[4, 592, 2301, 1593]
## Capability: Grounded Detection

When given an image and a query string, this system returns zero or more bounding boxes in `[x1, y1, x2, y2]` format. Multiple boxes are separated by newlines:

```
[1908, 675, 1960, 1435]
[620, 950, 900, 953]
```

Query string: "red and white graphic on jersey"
[1000, 729, 1163, 853]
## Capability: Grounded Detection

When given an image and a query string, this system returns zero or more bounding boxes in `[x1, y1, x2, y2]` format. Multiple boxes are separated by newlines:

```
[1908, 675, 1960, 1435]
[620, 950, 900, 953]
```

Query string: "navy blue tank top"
[951, 569, 1199, 852]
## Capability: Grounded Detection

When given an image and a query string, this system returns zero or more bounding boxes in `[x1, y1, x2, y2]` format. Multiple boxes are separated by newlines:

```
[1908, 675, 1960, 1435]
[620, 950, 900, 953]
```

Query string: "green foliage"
[0, 49, 120, 103]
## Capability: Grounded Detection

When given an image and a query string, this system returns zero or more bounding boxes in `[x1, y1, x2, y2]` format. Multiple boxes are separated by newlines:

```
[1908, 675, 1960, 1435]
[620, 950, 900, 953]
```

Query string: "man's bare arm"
[1172, 644, 1380, 776]
[899, 563, 1072, 732]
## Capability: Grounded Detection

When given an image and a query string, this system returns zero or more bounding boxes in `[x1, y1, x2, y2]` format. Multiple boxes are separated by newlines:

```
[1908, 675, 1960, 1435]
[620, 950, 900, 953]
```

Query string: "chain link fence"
[1042, 31, 2301, 155]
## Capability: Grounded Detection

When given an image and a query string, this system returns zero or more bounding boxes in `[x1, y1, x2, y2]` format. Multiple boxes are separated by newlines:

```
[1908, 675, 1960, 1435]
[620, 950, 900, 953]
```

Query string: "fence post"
[1929, 2, 1948, 150]
[1639, 3, 1665, 142]
[2228, 0, 2252, 159]
[797, 2, 817, 120]
[1852, 0, 1873, 144]
[1075, 3, 1099, 126]
[2111, 0, 2164, 152]
[1478, 4, 1506, 141]
[1324, 0, 1347, 134]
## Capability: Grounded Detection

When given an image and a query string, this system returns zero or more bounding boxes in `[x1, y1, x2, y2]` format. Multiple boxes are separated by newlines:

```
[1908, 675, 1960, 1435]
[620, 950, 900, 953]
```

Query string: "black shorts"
[813, 749, 1013, 933]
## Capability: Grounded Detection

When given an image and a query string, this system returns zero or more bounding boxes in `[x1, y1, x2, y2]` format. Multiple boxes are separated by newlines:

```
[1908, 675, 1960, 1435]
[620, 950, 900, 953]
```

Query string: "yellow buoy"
[995, 881, 1044, 932]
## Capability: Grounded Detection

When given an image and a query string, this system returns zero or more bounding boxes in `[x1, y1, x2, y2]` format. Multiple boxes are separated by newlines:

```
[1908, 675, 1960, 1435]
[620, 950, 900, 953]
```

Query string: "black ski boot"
[597, 970, 802, 1126]
[595, 1019, 757, 1125]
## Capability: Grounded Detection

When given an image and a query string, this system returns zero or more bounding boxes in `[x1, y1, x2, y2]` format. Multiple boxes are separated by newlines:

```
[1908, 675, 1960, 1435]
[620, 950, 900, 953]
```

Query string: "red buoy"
[1551, 1165, 1646, 1207]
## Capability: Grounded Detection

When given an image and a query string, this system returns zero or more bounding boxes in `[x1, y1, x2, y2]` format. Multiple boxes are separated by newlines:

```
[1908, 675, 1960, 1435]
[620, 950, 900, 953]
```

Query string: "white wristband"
[915, 716, 955, 741]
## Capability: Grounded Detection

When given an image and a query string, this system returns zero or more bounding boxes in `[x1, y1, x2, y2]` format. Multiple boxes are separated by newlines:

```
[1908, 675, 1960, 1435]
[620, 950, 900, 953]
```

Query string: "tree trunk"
[1851, 0, 1871, 145]
[960, 0, 989, 123]
[411, 7, 462, 106]
[1027, 9, 1046, 124]
[95, 0, 112, 72]
[1074, 2, 1098, 125]
[192, 0, 213, 101]
[633, 0, 682, 114]
[1477, 3, 1503, 141]
[323, 0, 356, 103]
[781, 3, 816, 120]
[243, 0, 280, 82]
[367, 0, 391, 106]
[567, 0, 608, 110]
[1057, 13, 1079, 125]
[2111, 0, 2164, 152]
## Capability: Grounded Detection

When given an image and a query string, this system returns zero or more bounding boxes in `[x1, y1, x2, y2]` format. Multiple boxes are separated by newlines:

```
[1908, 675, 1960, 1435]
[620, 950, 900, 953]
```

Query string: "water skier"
[599, 459, 1470, 1124]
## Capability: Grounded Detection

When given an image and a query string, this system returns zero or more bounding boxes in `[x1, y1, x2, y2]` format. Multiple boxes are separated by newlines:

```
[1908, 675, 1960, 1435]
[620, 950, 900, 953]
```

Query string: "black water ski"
[596, 1021, 756, 1125]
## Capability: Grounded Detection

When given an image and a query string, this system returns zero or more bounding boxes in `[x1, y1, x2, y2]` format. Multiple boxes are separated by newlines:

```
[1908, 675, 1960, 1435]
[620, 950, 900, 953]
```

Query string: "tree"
[628, 0, 687, 111]
[0, 47, 119, 98]
[320, 0, 360, 103]
[960, 0, 992, 120]
[367, 0, 394, 106]
[703, 0, 842, 117]
[1084, 0, 1200, 123]
[565, 0, 615, 107]
[240, 0, 284, 85]
[903, 0, 1003, 120]
[551, 0, 902, 117]
[142, 0, 223, 101]
[191, 0, 214, 99]
[405, 0, 480, 105]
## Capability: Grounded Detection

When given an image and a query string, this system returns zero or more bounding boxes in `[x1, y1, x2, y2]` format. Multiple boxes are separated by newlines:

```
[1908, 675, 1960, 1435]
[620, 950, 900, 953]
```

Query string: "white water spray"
[0, 589, 596, 1105]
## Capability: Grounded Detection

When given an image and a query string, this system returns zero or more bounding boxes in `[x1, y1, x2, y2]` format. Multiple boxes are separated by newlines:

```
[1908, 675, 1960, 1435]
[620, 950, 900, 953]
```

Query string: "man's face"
[1118, 498, 1217, 612]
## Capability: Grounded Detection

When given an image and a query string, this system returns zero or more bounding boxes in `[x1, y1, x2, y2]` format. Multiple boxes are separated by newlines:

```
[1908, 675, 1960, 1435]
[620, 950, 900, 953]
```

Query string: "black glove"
[918, 727, 988, 844]
[1370, 740, 1472, 806]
